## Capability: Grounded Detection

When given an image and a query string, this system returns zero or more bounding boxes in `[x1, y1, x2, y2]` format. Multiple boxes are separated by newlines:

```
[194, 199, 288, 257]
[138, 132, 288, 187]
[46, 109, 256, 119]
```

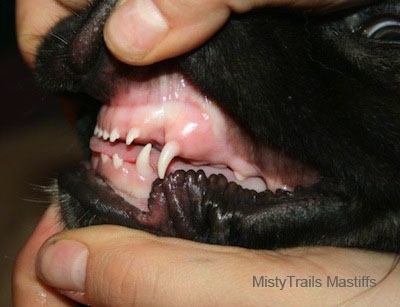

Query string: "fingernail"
[106, 0, 168, 60]
[36, 238, 88, 292]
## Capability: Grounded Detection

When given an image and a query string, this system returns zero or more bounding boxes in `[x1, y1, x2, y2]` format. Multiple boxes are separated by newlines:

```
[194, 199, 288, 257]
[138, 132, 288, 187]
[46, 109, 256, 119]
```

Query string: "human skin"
[13, 205, 400, 306]
[17, 0, 375, 66]
[14, 0, 400, 305]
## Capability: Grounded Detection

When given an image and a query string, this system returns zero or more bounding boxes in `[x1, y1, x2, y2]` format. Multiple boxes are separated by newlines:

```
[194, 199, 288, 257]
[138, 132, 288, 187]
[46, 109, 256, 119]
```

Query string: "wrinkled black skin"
[35, 0, 400, 252]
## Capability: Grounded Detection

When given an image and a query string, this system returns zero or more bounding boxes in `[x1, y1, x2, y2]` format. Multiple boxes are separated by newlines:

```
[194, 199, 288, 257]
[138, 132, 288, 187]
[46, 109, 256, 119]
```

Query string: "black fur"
[35, 0, 400, 251]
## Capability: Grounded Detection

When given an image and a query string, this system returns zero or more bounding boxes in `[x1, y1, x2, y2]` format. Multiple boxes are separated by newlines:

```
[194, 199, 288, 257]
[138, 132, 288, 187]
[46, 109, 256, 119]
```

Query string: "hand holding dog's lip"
[13, 206, 400, 306]
[103, 0, 230, 65]
[25, 212, 400, 306]
[16, 0, 377, 66]
[103, 0, 379, 65]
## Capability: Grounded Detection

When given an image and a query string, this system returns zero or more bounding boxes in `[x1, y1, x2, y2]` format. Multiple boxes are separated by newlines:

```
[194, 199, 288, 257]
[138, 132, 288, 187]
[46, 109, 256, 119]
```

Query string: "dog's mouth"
[91, 70, 320, 208]
[58, 68, 326, 236]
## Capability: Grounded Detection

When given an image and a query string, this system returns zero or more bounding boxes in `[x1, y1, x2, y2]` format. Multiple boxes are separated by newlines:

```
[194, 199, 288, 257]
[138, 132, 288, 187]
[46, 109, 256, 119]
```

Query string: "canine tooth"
[101, 153, 110, 163]
[234, 171, 246, 181]
[136, 143, 153, 177]
[94, 125, 99, 136]
[112, 153, 123, 169]
[126, 127, 140, 145]
[110, 128, 120, 142]
[103, 130, 110, 140]
[158, 141, 180, 179]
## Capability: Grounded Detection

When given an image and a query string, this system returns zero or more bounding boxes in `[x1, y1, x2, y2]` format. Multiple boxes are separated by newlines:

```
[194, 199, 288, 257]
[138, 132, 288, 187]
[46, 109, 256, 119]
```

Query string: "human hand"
[13, 206, 400, 306]
[16, 0, 374, 67]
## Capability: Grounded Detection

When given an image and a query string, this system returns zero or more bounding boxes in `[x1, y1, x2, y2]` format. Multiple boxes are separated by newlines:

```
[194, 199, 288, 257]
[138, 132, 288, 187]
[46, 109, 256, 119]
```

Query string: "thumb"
[103, 0, 376, 66]
[36, 225, 269, 306]
[104, 0, 231, 66]
[35, 225, 399, 306]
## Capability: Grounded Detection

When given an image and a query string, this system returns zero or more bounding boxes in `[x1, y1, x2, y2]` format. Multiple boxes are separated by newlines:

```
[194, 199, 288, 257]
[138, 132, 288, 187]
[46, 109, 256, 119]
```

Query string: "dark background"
[1, 1, 83, 305]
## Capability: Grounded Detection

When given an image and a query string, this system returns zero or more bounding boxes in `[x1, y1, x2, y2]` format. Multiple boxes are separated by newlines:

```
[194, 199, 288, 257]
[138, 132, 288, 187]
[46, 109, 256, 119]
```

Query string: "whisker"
[49, 33, 69, 45]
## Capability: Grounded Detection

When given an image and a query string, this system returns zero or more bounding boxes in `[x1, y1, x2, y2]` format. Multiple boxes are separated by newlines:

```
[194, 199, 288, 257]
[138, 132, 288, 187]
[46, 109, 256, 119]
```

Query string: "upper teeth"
[94, 126, 104, 138]
[102, 130, 110, 141]
[94, 126, 180, 179]
[110, 128, 120, 142]
[94, 125, 140, 146]
[126, 127, 140, 145]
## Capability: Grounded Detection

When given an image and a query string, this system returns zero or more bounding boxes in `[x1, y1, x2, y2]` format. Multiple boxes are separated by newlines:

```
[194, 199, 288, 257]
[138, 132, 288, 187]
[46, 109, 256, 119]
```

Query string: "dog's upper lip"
[85, 69, 320, 210]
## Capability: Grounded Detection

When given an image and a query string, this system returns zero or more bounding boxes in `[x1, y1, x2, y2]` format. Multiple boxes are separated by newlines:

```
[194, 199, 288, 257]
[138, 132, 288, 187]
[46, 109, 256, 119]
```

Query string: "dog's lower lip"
[58, 164, 265, 232]
[57, 164, 344, 243]
[58, 165, 164, 231]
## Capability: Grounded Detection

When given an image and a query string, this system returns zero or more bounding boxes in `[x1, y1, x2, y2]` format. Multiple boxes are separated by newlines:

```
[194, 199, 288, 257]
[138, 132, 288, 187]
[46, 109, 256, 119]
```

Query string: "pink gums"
[89, 70, 319, 211]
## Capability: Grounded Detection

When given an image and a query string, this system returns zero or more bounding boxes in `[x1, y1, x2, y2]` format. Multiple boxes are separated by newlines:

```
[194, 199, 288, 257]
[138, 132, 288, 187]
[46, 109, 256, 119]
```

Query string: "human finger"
[104, 0, 376, 65]
[12, 204, 74, 306]
[36, 224, 400, 306]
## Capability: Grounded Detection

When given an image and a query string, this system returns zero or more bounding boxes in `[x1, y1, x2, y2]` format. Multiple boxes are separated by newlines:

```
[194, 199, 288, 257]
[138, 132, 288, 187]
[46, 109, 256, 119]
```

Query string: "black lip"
[58, 165, 170, 234]
[57, 165, 349, 248]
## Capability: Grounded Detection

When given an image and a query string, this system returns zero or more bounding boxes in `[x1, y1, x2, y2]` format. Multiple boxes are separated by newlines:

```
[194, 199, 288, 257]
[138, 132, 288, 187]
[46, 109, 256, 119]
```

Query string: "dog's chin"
[58, 164, 346, 233]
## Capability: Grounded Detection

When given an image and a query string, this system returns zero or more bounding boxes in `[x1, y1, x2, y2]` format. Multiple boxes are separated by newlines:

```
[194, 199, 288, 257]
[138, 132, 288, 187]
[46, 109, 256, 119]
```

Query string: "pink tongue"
[90, 71, 266, 210]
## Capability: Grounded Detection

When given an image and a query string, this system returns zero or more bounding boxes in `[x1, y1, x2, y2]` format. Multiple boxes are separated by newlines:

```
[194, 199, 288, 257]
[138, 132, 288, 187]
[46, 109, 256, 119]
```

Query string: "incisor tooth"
[136, 143, 153, 177]
[103, 130, 110, 140]
[158, 141, 180, 179]
[98, 128, 104, 138]
[110, 128, 120, 142]
[101, 153, 109, 163]
[126, 127, 140, 145]
[112, 153, 123, 169]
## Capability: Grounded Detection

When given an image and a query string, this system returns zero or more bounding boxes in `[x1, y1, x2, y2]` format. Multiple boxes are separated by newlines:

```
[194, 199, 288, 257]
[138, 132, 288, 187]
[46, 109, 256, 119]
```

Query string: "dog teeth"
[101, 153, 110, 163]
[136, 143, 153, 177]
[126, 127, 140, 145]
[112, 153, 123, 169]
[94, 124, 184, 180]
[234, 171, 246, 181]
[110, 128, 120, 142]
[103, 130, 110, 141]
[158, 141, 180, 179]
[94, 125, 142, 145]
